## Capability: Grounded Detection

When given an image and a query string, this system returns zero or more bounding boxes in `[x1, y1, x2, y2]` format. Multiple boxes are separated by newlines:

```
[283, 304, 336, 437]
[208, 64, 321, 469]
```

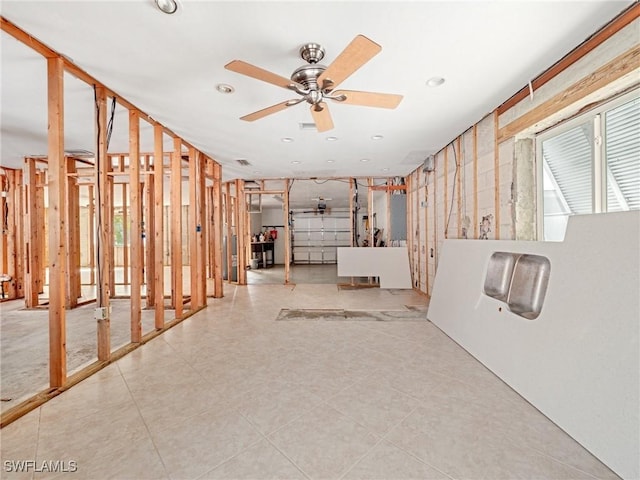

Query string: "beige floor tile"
[35, 401, 151, 471]
[200, 439, 306, 480]
[235, 379, 324, 435]
[150, 406, 262, 480]
[268, 404, 379, 479]
[0, 408, 40, 480]
[327, 378, 420, 436]
[342, 440, 449, 480]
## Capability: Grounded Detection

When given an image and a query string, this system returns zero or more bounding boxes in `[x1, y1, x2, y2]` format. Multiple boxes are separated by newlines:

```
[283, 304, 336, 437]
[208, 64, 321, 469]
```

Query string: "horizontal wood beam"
[498, 45, 640, 142]
[496, 3, 639, 115]
[368, 185, 407, 192]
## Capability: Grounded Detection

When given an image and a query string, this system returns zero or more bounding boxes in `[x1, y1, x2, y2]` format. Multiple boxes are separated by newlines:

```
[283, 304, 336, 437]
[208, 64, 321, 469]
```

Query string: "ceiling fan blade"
[310, 103, 334, 132]
[331, 90, 403, 109]
[317, 35, 382, 92]
[240, 100, 295, 122]
[225, 60, 301, 90]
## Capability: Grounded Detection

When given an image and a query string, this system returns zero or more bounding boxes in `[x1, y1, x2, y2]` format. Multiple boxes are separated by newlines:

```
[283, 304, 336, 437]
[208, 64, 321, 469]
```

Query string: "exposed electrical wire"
[93, 85, 103, 307]
[444, 141, 459, 238]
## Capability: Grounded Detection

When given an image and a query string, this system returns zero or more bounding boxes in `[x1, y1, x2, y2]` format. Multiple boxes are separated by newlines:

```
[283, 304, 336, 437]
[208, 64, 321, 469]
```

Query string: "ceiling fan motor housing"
[290, 64, 326, 90]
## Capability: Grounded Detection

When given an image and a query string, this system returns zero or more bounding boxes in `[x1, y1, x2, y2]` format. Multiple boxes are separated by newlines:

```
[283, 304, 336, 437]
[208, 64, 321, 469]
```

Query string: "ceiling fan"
[224, 35, 403, 132]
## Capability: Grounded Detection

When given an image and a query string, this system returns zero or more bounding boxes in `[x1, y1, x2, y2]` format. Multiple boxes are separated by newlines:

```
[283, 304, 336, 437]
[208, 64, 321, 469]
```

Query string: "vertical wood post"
[66, 157, 80, 308]
[144, 154, 155, 307]
[107, 155, 115, 294]
[47, 56, 67, 386]
[212, 162, 223, 298]
[444, 146, 449, 239]
[197, 154, 207, 303]
[456, 137, 463, 239]
[129, 110, 142, 343]
[153, 125, 165, 328]
[236, 179, 247, 285]
[473, 125, 479, 239]
[493, 110, 501, 239]
[188, 147, 199, 306]
[170, 137, 183, 317]
[283, 179, 290, 284]
[23, 158, 39, 307]
[88, 184, 95, 286]
[95, 86, 111, 361]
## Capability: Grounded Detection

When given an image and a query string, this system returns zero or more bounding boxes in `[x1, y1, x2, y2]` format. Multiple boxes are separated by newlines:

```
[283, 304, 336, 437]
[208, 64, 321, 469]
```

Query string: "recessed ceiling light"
[155, 0, 178, 14]
[326, 136, 338, 142]
[326, 159, 335, 163]
[281, 137, 294, 143]
[426, 76, 445, 87]
[360, 158, 370, 163]
[371, 135, 384, 140]
[216, 83, 234, 94]
[291, 160, 301, 165]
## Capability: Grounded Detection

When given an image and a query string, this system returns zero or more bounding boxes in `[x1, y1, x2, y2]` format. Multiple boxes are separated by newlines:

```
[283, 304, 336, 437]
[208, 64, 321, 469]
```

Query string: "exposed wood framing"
[6, 170, 24, 298]
[47, 56, 67, 387]
[493, 111, 501, 239]
[144, 154, 155, 308]
[23, 158, 39, 307]
[66, 157, 80, 308]
[170, 137, 183, 318]
[88, 185, 95, 286]
[197, 155, 207, 303]
[443, 147, 449, 239]
[107, 155, 115, 294]
[35, 171, 45, 295]
[121, 161, 129, 286]
[153, 125, 164, 328]
[129, 111, 142, 343]
[415, 172, 420, 289]
[236, 179, 247, 285]
[95, 86, 111, 361]
[284, 179, 291, 284]
[498, 45, 640, 142]
[367, 178, 374, 248]
[424, 170, 429, 296]
[189, 148, 200, 305]
[497, 3, 639, 114]
[473, 125, 479, 239]
[224, 184, 233, 284]
[456, 137, 462, 239]
[212, 162, 224, 298]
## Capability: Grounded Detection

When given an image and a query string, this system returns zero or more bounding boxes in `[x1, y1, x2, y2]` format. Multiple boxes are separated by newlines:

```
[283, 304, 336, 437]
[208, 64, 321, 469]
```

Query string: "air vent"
[299, 123, 317, 131]
[236, 159, 251, 166]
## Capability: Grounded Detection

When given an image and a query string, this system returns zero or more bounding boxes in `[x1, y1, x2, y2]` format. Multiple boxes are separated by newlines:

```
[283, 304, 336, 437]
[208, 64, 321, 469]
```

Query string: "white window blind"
[604, 97, 640, 211]
[542, 122, 593, 215]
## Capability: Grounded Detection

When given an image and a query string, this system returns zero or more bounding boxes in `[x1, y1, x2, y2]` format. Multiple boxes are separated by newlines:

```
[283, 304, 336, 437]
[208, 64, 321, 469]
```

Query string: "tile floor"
[0, 284, 619, 480]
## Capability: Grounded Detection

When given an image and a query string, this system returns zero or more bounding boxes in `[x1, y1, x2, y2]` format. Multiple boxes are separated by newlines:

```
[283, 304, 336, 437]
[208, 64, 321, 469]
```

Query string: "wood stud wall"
[0, 18, 223, 426]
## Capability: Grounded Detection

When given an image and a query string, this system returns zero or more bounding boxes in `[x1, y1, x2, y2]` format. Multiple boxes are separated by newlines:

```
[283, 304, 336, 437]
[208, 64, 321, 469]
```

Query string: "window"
[538, 91, 640, 241]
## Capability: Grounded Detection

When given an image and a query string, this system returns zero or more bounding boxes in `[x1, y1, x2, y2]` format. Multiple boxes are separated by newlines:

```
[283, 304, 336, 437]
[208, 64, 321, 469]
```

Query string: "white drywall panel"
[427, 211, 639, 479]
[337, 247, 412, 289]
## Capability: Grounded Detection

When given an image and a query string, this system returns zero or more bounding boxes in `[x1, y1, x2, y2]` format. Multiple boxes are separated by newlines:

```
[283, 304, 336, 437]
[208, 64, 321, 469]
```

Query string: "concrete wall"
[427, 211, 639, 479]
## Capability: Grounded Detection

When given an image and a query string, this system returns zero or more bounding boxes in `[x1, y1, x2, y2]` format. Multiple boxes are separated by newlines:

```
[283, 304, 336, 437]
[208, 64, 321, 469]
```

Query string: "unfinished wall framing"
[406, 7, 639, 297]
[0, 18, 224, 427]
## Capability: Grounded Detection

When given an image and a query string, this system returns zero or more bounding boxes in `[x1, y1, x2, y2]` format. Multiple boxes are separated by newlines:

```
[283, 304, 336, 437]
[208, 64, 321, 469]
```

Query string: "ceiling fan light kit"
[225, 35, 403, 132]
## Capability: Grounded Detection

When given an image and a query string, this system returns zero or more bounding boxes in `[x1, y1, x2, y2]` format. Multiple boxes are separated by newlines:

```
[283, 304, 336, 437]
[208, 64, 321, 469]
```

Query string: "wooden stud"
[170, 137, 183, 318]
[121, 158, 129, 286]
[473, 125, 479, 239]
[107, 155, 115, 294]
[415, 172, 420, 289]
[95, 86, 111, 361]
[35, 171, 45, 295]
[443, 147, 449, 239]
[367, 178, 374, 248]
[189, 147, 200, 306]
[284, 179, 291, 284]
[456, 137, 463, 239]
[212, 162, 224, 298]
[88, 185, 95, 286]
[224, 184, 233, 284]
[494, 111, 501, 239]
[23, 159, 39, 307]
[144, 154, 155, 308]
[66, 157, 80, 308]
[129, 110, 142, 343]
[385, 177, 391, 246]
[197, 154, 207, 303]
[153, 124, 165, 328]
[236, 179, 247, 285]
[47, 56, 67, 387]
[424, 169, 429, 296]
[6, 170, 22, 299]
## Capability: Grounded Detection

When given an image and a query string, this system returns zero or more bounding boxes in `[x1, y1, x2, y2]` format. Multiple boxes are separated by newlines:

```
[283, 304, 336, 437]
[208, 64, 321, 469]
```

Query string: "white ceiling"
[0, 0, 632, 209]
